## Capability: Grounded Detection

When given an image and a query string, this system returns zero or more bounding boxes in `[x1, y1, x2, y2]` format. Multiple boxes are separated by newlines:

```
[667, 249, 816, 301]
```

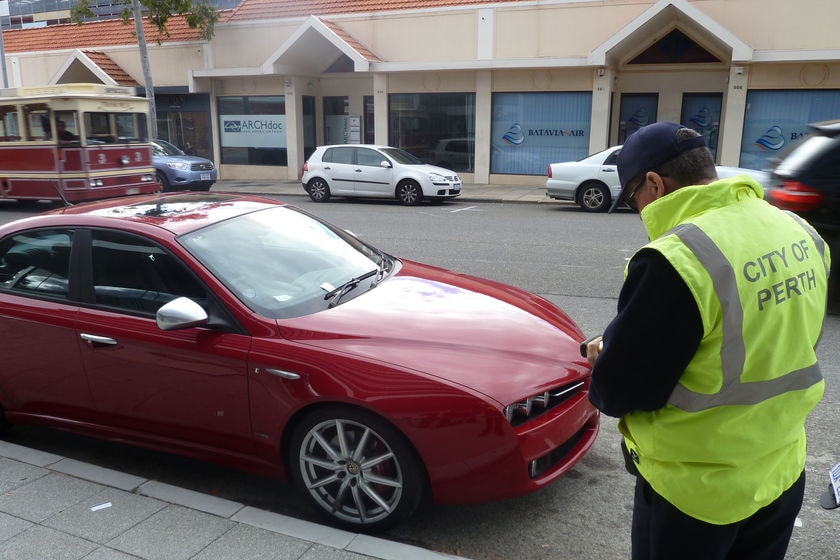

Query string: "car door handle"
[260, 367, 301, 380]
[80, 333, 118, 346]
[355, 168, 364, 172]
[602, 168, 615, 172]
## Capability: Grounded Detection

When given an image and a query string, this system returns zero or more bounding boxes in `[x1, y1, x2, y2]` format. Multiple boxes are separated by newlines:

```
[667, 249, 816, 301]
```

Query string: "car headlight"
[166, 162, 190, 171]
[428, 172, 446, 183]
[504, 381, 585, 426]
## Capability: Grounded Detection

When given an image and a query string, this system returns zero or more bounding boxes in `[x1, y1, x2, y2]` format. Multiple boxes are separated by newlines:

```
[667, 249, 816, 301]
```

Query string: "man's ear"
[649, 171, 666, 198]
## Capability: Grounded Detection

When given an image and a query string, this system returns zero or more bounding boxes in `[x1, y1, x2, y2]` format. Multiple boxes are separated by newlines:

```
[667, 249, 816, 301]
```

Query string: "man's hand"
[580, 335, 603, 365]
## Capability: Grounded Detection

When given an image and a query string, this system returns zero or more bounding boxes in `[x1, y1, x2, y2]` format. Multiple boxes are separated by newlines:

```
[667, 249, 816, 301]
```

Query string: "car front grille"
[529, 423, 588, 478]
[191, 162, 215, 171]
[504, 380, 585, 427]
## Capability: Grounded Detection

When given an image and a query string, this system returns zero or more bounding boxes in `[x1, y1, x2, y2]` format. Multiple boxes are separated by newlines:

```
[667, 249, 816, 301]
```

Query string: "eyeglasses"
[626, 173, 648, 211]
[628, 174, 647, 201]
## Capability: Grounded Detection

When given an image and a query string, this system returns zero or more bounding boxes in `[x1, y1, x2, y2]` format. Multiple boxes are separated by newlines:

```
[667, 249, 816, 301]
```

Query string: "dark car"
[152, 139, 217, 192]
[764, 120, 840, 310]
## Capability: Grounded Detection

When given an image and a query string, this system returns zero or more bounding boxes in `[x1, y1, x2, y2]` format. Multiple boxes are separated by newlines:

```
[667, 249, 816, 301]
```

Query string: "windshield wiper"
[322, 268, 381, 308]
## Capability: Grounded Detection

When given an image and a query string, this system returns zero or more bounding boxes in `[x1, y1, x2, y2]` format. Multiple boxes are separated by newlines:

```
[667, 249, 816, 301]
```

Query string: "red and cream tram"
[0, 83, 159, 202]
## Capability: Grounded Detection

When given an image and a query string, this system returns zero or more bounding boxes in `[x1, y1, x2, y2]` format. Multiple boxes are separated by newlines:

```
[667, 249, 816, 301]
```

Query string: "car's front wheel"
[0, 405, 10, 434]
[289, 405, 427, 532]
[396, 180, 423, 206]
[156, 172, 171, 192]
[578, 181, 611, 212]
[307, 178, 331, 202]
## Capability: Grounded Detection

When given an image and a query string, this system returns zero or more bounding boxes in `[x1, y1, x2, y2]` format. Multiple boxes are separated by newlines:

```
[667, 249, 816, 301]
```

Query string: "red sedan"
[0, 192, 599, 531]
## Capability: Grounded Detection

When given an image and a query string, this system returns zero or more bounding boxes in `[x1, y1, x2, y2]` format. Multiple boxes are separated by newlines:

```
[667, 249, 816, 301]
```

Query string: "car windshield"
[154, 139, 185, 156]
[179, 206, 393, 319]
[380, 147, 424, 165]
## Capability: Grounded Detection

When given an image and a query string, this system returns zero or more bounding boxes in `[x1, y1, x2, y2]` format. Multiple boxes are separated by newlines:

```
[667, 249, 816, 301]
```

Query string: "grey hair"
[657, 128, 717, 186]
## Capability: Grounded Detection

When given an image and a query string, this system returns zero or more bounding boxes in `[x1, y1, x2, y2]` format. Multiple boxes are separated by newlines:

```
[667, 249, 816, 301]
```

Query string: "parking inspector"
[584, 121, 831, 560]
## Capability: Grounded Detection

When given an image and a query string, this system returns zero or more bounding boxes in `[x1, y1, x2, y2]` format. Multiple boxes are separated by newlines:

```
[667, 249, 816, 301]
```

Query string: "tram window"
[84, 111, 148, 144]
[115, 113, 148, 143]
[85, 111, 114, 143]
[0, 105, 19, 141]
[55, 111, 80, 144]
[24, 103, 51, 141]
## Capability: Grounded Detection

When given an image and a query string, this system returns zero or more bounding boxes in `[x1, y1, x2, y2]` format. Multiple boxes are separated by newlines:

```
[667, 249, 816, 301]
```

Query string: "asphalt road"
[1, 196, 838, 559]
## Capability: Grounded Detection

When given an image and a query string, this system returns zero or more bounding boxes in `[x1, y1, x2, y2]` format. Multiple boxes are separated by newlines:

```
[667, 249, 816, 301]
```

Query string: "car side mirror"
[380, 160, 392, 168]
[157, 297, 209, 330]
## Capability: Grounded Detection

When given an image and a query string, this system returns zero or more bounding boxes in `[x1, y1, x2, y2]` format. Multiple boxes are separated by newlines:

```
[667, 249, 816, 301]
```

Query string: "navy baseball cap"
[609, 121, 707, 213]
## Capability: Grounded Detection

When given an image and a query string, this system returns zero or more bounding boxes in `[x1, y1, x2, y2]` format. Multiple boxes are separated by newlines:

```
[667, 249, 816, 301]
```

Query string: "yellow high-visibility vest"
[621, 176, 830, 524]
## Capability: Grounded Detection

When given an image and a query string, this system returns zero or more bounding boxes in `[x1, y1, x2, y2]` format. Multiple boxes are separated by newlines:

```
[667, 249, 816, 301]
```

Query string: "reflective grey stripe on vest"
[664, 222, 825, 413]
[785, 211, 831, 278]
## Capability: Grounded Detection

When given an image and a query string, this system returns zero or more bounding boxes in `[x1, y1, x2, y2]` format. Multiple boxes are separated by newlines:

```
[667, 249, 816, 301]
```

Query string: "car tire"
[578, 181, 611, 212]
[289, 405, 427, 532]
[156, 172, 171, 192]
[0, 405, 10, 433]
[307, 178, 331, 202]
[396, 180, 423, 206]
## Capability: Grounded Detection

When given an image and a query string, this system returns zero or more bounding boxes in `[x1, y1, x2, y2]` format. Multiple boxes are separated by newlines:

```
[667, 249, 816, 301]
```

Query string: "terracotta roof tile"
[3, 14, 211, 53]
[319, 18, 382, 62]
[228, 0, 530, 21]
[83, 50, 140, 86]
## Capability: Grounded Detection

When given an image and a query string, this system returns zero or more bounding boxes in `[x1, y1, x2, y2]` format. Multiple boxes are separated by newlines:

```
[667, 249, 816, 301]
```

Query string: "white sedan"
[546, 146, 622, 212]
[546, 145, 770, 212]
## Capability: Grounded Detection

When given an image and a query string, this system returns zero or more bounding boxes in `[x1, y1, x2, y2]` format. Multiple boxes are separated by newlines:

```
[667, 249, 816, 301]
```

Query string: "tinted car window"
[91, 230, 205, 315]
[323, 147, 354, 164]
[356, 148, 385, 167]
[0, 229, 72, 298]
[448, 141, 468, 153]
[380, 147, 423, 165]
[603, 149, 621, 165]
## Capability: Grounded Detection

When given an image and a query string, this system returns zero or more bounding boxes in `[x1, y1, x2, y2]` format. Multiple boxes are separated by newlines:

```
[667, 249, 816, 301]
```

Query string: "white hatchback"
[301, 145, 461, 205]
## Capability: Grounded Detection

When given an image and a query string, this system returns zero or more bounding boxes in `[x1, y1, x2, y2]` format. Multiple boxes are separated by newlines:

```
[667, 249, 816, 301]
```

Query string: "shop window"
[740, 90, 840, 170]
[218, 95, 287, 166]
[323, 96, 349, 145]
[490, 92, 592, 175]
[388, 93, 475, 172]
[618, 93, 658, 144]
[681, 93, 721, 160]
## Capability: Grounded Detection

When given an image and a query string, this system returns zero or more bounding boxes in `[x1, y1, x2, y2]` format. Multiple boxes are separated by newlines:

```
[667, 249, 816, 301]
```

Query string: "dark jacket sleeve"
[589, 248, 704, 418]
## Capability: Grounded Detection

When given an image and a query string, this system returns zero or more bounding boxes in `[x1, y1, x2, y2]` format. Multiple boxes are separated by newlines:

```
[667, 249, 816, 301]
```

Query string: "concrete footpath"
[211, 178, 555, 204]
[0, 441, 459, 560]
[0, 180, 553, 560]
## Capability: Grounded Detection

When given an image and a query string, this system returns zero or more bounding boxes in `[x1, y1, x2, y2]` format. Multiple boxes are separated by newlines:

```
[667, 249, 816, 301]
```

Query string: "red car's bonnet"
[278, 259, 588, 405]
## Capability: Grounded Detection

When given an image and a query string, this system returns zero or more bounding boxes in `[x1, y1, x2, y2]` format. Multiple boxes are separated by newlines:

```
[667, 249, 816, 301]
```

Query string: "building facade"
[2, 0, 840, 185]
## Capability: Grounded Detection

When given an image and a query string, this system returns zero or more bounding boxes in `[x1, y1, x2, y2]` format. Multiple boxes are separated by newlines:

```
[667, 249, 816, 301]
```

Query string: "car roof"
[29, 193, 285, 237]
[316, 144, 393, 150]
[810, 120, 840, 137]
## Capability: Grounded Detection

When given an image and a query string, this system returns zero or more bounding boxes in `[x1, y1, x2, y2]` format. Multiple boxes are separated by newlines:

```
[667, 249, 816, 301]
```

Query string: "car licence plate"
[200, 174, 212, 181]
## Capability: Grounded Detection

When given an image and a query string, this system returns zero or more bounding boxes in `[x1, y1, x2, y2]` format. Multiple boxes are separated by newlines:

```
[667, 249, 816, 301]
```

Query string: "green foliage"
[71, 0, 220, 41]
